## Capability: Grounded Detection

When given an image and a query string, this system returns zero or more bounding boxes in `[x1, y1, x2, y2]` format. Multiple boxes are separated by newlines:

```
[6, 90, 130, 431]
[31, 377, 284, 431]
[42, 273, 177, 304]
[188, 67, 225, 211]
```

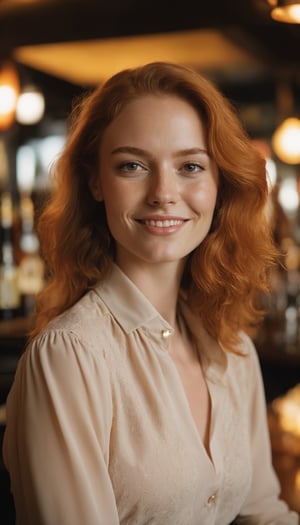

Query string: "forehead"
[113, 93, 200, 119]
[101, 94, 206, 145]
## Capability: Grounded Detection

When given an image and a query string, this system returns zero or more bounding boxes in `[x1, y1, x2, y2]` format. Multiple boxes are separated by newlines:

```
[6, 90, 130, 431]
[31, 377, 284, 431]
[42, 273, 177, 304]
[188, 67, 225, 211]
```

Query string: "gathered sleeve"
[3, 329, 120, 525]
[236, 336, 299, 524]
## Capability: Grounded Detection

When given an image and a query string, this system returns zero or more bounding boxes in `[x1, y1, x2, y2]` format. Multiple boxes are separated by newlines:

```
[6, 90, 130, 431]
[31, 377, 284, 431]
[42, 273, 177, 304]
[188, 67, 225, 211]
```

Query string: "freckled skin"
[92, 95, 219, 274]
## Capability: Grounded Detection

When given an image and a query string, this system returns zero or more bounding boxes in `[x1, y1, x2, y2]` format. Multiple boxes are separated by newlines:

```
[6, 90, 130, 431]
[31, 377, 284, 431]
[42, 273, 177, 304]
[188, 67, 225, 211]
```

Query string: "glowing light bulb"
[272, 118, 300, 164]
[16, 87, 45, 125]
[0, 85, 18, 114]
[278, 176, 299, 214]
[271, 4, 300, 23]
[0, 61, 20, 130]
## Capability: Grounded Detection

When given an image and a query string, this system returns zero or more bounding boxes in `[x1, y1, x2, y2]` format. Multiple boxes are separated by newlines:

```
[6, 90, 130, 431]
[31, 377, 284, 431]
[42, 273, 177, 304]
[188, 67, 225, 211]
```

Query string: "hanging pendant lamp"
[0, 61, 20, 131]
[268, 0, 300, 23]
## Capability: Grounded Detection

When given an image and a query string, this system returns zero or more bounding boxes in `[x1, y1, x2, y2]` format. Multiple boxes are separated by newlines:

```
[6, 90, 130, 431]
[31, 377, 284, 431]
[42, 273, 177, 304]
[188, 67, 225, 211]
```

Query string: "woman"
[3, 62, 298, 524]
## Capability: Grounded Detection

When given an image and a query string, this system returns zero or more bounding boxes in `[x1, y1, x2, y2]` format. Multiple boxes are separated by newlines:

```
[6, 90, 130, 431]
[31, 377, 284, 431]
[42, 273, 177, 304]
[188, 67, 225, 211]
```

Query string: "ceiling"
[13, 29, 260, 87]
[0, 0, 299, 130]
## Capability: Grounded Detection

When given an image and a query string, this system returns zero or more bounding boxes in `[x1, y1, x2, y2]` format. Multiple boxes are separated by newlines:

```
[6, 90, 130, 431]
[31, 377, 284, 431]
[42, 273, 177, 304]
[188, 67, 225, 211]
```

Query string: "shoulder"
[44, 289, 112, 345]
[235, 331, 258, 358]
[237, 331, 261, 370]
[27, 288, 115, 367]
[49, 288, 110, 331]
[225, 331, 263, 390]
[224, 331, 260, 364]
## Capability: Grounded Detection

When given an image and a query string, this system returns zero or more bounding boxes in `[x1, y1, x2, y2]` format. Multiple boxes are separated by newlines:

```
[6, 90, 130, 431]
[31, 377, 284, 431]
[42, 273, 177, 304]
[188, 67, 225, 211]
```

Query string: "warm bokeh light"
[270, 3, 300, 23]
[278, 176, 300, 214]
[266, 158, 278, 189]
[0, 86, 17, 114]
[251, 139, 278, 190]
[272, 117, 300, 164]
[0, 62, 20, 130]
[16, 86, 45, 125]
[273, 384, 300, 438]
[16, 144, 36, 193]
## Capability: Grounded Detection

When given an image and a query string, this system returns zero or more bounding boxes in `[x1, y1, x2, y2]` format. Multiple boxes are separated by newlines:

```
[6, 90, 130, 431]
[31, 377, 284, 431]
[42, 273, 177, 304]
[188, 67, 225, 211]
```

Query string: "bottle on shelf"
[0, 191, 21, 320]
[18, 194, 45, 317]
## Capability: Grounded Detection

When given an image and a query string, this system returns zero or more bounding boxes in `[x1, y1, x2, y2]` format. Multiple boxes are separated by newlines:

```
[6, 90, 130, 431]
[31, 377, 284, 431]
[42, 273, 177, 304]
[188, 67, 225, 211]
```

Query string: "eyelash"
[182, 162, 205, 175]
[115, 161, 205, 176]
[117, 161, 144, 172]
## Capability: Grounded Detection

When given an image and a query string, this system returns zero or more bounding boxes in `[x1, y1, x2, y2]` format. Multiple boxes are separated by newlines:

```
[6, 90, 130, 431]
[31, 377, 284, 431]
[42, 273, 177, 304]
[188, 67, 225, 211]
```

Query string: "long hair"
[32, 61, 278, 350]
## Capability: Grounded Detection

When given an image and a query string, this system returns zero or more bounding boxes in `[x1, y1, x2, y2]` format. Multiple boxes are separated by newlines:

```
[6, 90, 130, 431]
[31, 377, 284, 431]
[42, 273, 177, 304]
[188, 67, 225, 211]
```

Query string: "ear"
[88, 173, 104, 202]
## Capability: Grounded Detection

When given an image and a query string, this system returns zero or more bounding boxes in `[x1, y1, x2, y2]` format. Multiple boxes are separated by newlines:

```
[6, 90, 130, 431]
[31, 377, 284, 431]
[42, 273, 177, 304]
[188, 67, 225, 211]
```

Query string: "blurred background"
[0, 0, 300, 520]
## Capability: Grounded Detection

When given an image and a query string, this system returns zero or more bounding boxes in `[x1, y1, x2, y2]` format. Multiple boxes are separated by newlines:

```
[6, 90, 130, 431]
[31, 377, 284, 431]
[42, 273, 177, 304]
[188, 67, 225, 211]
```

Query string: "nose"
[147, 167, 179, 206]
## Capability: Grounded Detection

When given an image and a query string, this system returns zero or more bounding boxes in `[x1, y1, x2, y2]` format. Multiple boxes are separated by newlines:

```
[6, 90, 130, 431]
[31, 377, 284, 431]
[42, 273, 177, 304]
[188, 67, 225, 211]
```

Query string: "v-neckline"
[167, 339, 215, 468]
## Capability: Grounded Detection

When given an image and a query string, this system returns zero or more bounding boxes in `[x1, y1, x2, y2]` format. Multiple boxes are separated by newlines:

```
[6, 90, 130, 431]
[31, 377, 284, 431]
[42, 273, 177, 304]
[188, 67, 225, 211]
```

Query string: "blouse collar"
[94, 263, 228, 383]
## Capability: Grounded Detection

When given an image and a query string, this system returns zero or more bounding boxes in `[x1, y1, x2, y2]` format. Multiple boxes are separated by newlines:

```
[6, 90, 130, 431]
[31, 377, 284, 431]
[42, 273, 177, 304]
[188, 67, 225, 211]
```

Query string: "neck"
[117, 260, 185, 326]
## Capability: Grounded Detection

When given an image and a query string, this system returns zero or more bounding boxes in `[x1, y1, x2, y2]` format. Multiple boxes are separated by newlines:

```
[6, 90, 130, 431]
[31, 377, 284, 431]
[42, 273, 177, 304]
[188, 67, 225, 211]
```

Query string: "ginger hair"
[32, 61, 278, 351]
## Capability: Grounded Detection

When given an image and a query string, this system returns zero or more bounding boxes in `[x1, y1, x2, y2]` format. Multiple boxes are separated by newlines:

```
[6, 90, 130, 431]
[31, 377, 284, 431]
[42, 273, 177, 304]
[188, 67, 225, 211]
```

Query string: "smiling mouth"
[139, 218, 186, 227]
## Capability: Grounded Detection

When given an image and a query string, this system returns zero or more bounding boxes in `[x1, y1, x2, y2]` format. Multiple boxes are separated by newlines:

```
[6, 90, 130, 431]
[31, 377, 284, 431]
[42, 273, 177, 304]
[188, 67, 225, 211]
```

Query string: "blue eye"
[183, 163, 203, 173]
[119, 161, 141, 171]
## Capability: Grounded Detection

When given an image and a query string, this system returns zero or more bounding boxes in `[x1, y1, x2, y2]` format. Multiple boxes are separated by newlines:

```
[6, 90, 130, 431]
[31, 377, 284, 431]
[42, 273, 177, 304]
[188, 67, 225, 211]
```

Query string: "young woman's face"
[93, 94, 219, 272]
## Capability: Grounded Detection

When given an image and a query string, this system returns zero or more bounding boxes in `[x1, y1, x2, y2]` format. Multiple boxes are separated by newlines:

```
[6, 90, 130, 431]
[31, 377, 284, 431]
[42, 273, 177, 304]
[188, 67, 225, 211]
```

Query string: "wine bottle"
[18, 194, 44, 316]
[0, 192, 21, 320]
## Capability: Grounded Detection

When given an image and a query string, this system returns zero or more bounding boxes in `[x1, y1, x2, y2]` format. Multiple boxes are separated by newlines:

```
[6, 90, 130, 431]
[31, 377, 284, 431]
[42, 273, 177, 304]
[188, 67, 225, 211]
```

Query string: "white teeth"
[144, 219, 183, 227]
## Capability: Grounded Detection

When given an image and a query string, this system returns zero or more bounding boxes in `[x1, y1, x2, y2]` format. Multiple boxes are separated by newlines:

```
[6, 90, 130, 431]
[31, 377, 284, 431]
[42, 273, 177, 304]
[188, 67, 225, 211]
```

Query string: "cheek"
[191, 182, 218, 214]
[101, 183, 127, 212]
[101, 184, 135, 229]
[103, 200, 124, 229]
[102, 179, 145, 215]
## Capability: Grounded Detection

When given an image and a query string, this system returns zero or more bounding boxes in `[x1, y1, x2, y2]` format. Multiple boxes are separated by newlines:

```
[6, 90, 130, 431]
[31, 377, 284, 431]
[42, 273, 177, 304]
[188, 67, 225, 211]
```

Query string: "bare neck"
[117, 261, 184, 327]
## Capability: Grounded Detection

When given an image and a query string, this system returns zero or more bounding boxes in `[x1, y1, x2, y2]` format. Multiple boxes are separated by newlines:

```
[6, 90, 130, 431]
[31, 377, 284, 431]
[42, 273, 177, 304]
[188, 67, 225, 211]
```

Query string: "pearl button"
[207, 493, 217, 505]
[161, 329, 172, 339]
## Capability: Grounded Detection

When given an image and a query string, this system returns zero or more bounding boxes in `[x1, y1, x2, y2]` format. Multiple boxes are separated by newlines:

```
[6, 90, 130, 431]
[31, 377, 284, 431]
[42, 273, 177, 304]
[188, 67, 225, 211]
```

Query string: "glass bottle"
[18, 194, 44, 316]
[0, 191, 21, 320]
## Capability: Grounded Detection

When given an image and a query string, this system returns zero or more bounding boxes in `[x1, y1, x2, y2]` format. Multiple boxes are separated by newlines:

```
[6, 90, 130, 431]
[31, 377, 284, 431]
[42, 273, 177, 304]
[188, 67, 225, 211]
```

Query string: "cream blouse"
[3, 264, 298, 525]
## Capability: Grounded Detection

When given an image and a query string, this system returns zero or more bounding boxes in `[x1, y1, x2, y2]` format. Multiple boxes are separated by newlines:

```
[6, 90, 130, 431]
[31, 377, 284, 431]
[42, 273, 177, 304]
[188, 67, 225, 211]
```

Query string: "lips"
[135, 216, 188, 235]
[142, 218, 184, 227]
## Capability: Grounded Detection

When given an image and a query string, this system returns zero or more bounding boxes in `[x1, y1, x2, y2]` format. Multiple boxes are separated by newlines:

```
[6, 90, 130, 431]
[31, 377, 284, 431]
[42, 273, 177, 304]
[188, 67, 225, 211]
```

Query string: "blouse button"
[161, 329, 172, 339]
[207, 493, 217, 505]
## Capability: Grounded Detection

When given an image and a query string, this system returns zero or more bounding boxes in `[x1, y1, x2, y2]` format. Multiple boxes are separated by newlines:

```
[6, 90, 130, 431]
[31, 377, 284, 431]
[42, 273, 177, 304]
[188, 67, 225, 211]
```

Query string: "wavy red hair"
[32, 61, 278, 351]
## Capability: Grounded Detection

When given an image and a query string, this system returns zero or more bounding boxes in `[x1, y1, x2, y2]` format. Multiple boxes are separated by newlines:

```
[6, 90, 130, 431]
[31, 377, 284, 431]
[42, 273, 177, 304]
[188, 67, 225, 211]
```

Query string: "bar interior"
[0, 0, 300, 521]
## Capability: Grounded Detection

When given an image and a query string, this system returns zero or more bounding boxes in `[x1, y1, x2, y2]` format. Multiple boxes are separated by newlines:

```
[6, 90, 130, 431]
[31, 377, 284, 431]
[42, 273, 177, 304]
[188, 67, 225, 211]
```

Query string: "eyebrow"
[111, 146, 209, 157]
